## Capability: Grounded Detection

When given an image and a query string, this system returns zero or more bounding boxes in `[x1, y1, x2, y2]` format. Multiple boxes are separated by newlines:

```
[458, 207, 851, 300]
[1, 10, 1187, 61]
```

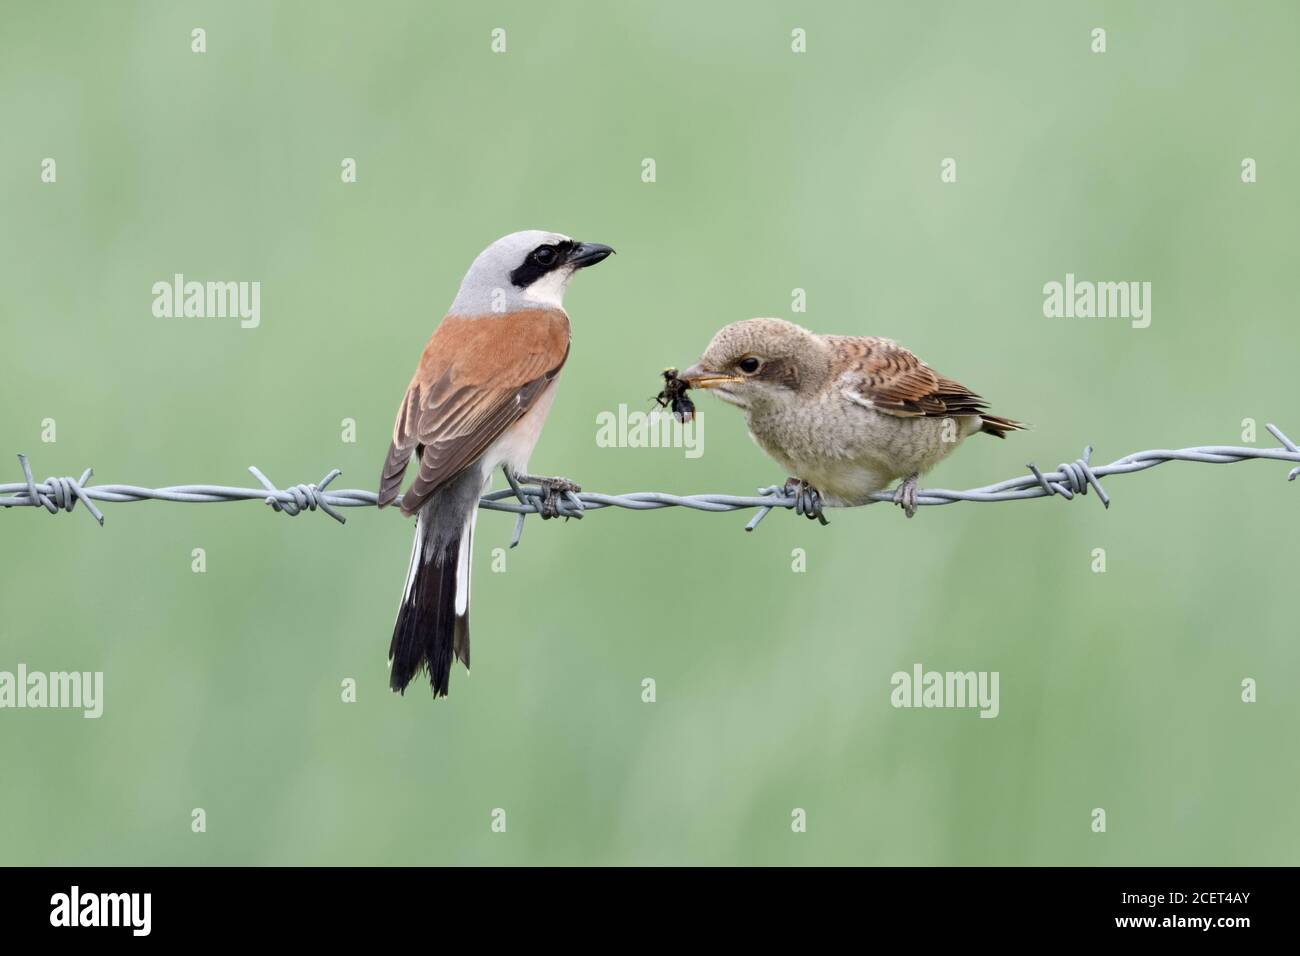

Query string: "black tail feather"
[980, 414, 1028, 439]
[389, 523, 468, 698]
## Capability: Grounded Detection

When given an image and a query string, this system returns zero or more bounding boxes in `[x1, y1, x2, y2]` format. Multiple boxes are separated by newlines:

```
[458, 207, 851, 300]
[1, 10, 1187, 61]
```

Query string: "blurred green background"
[2, 0, 1297, 866]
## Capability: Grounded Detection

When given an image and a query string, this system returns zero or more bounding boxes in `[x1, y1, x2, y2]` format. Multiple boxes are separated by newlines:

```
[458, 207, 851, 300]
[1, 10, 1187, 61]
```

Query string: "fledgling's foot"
[783, 477, 829, 526]
[517, 473, 583, 519]
[893, 473, 919, 519]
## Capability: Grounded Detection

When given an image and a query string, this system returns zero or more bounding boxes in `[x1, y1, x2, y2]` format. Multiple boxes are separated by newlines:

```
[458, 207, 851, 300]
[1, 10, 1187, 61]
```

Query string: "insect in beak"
[653, 368, 696, 424]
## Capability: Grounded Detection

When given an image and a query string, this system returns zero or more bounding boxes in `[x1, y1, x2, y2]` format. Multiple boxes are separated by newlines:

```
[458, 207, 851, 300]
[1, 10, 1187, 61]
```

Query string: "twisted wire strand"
[2, 425, 1296, 536]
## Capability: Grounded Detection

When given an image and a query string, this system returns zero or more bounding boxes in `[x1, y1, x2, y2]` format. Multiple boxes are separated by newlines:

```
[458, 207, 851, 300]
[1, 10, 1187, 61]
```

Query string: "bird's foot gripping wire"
[782, 477, 829, 525]
[516, 474, 583, 519]
[892, 473, 919, 519]
[502, 468, 585, 548]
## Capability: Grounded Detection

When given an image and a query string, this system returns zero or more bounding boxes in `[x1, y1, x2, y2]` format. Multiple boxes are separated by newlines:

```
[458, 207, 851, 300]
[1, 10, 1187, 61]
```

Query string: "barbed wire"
[2, 424, 1297, 544]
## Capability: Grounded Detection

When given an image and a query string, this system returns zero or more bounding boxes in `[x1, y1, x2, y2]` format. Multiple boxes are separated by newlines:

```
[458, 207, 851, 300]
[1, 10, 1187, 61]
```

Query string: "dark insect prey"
[653, 368, 696, 424]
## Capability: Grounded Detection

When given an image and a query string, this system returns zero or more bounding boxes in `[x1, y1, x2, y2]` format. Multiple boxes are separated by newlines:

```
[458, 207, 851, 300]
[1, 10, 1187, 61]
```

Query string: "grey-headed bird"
[379, 230, 613, 697]
[680, 318, 1025, 522]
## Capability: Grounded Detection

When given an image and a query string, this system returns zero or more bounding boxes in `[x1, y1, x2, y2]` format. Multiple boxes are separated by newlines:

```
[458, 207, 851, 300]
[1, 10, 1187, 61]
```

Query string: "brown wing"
[379, 309, 571, 515]
[834, 335, 991, 419]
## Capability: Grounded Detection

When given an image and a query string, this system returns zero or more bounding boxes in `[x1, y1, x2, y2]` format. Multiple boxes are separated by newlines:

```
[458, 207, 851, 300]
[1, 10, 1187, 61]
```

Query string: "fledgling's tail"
[389, 507, 474, 698]
[979, 414, 1028, 439]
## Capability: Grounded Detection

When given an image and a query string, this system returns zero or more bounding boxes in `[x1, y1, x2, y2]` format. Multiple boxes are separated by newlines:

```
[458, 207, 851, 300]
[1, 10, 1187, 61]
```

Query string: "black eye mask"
[509, 240, 575, 288]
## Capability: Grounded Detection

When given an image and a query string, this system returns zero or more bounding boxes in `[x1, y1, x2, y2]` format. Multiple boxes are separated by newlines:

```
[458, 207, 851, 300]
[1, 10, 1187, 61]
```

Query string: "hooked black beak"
[679, 362, 742, 388]
[568, 242, 615, 269]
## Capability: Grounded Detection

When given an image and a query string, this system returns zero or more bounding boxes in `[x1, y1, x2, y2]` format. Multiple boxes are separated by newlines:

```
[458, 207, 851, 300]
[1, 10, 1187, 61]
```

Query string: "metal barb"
[1266, 424, 1300, 481]
[501, 468, 532, 548]
[745, 485, 796, 532]
[1025, 446, 1108, 509]
[247, 466, 347, 524]
[10, 455, 104, 525]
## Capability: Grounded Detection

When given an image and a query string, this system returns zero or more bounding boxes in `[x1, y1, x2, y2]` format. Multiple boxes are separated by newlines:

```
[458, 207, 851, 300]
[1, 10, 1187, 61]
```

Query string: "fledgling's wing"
[379, 309, 570, 515]
[834, 336, 992, 419]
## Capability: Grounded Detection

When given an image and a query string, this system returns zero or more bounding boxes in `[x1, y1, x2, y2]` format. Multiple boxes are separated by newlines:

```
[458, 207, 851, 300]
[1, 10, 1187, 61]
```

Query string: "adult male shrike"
[378, 230, 613, 698]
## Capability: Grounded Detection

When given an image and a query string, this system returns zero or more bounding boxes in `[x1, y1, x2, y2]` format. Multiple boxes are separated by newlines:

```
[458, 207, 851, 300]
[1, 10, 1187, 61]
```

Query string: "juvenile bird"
[679, 318, 1025, 521]
[378, 230, 614, 698]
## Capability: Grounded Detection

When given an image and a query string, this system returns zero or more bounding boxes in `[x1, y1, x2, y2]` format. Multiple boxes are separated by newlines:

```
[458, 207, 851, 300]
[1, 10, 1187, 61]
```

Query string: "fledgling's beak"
[679, 362, 742, 389]
[568, 242, 615, 269]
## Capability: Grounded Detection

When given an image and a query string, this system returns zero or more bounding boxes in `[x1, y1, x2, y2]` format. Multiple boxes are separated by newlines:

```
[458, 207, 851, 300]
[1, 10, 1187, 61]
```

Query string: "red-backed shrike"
[680, 318, 1025, 521]
[379, 231, 613, 697]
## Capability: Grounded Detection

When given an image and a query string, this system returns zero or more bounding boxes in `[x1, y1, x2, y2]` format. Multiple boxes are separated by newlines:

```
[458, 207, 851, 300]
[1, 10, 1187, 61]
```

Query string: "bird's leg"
[510, 469, 583, 520]
[782, 477, 829, 526]
[893, 473, 920, 518]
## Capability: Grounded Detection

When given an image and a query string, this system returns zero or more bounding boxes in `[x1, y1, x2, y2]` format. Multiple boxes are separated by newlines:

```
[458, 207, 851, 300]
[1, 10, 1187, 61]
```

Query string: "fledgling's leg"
[782, 477, 829, 526]
[507, 467, 583, 519]
[892, 473, 919, 519]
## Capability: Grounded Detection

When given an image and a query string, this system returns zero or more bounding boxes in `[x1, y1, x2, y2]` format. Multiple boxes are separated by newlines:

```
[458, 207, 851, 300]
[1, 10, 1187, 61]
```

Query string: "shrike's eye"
[532, 247, 558, 266]
[738, 356, 762, 374]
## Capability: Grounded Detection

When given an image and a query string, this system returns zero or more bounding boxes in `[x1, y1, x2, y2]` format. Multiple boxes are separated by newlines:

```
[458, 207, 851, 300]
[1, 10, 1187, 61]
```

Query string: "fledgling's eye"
[738, 356, 762, 374]
[532, 246, 558, 266]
